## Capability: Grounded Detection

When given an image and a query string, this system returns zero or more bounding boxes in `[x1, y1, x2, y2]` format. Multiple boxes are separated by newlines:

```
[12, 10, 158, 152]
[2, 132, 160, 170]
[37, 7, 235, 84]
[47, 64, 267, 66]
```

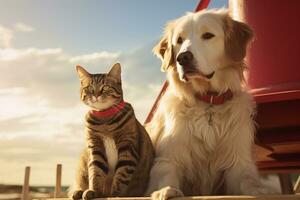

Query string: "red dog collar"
[91, 101, 126, 118]
[195, 90, 233, 105]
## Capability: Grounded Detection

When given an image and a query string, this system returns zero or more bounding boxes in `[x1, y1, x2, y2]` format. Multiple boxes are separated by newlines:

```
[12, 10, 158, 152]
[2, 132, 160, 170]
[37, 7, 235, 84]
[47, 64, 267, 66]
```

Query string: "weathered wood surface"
[35, 194, 300, 200]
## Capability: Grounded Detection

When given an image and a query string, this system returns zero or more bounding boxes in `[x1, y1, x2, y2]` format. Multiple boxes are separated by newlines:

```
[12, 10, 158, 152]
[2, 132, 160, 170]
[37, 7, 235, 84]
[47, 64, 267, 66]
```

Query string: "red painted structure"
[246, 0, 300, 91]
[241, 0, 300, 172]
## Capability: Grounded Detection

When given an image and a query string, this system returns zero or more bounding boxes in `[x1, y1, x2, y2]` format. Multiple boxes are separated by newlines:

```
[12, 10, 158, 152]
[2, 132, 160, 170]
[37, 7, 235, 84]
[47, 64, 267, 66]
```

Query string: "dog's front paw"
[151, 186, 184, 200]
[71, 190, 83, 200]
[82, 189, 95, 200]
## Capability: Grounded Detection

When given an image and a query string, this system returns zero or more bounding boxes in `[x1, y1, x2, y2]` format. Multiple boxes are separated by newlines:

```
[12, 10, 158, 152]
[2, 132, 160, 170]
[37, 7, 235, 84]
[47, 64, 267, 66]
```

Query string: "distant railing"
[20, 164, 64, 200]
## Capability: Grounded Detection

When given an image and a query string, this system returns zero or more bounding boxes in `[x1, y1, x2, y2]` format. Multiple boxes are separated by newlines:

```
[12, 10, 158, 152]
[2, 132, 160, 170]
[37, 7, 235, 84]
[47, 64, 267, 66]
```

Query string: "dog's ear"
[224, 15, 253, 61]
[153, 22, 175, 72]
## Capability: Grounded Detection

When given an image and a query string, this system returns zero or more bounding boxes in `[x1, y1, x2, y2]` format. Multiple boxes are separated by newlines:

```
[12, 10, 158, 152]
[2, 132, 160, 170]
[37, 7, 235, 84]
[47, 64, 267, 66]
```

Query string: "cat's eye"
[102, 85, 110, 91]
[87, 86, 94, 93]
[177, 36, 183, 44]
[202, 32, 215, 40]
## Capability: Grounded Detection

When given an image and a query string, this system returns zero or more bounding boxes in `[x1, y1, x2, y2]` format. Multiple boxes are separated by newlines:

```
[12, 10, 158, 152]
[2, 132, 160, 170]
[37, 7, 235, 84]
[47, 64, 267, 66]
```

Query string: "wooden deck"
[34, 195, 300, 200]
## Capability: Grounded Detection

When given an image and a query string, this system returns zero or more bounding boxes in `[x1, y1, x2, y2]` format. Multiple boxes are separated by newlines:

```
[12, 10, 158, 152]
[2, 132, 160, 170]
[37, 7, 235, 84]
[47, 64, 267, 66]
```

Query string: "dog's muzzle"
[176, 51, 215, 81]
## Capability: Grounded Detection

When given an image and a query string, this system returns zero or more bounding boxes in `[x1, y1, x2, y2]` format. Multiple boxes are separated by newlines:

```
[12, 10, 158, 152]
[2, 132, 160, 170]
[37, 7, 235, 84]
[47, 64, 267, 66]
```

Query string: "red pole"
[195, 0, 211, 12]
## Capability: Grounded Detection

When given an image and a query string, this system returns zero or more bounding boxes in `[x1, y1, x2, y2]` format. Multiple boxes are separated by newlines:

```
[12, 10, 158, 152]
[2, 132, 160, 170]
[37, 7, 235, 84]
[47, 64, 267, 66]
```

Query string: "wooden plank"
[256, 126, 300, 146]
[37, 195, 300, 200]
[21, 166, 30, 200]
[255, 99, 300, 130]
[258, 161, 300, 168]
[253, 89, 300, 104]
[279, 174, 294, 194]
[258, 167, 300, 174]
[54, 164, 62, 198]
[294, 175, 300, 193]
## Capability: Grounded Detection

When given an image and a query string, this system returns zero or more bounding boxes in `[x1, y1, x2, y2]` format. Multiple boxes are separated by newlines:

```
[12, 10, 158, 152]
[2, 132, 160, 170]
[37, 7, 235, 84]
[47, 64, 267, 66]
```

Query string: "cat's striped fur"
[69, 63, 154, 200]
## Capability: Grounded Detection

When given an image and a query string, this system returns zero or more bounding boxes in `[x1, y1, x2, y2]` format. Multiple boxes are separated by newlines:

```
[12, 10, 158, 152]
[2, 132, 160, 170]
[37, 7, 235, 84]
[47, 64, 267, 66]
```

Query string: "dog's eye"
[202, 32, 215, 40]
[177, 37, 183, 44]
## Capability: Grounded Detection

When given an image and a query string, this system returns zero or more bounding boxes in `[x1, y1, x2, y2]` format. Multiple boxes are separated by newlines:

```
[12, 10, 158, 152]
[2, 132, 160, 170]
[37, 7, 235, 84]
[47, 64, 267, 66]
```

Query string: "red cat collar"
[91, 101, 126, 117]
[195, 89, 233, 105]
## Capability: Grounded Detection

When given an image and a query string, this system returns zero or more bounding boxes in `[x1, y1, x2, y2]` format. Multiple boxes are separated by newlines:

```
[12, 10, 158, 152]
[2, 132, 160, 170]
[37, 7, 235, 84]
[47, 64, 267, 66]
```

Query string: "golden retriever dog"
[145, 9, 275, 199]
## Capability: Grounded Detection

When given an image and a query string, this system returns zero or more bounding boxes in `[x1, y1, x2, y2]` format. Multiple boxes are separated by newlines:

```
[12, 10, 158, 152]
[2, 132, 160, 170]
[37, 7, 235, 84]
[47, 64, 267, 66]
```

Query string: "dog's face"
[154, 9, 253, 89]
[172, 12, 226, 81]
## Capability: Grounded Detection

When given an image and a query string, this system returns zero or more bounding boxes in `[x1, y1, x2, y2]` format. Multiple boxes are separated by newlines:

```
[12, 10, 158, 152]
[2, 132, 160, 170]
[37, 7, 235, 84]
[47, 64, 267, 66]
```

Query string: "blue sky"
[0, 0, 227, 186]
[1, 0, 227, 53]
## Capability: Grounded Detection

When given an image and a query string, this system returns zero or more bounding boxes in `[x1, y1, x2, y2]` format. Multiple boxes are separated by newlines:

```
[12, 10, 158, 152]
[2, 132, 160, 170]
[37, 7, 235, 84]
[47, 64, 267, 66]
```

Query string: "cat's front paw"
[71, 190, 83, 200]
[111, 190, 121, 197]
[82, 189, 96, 200]
[151, 186, 184, 200]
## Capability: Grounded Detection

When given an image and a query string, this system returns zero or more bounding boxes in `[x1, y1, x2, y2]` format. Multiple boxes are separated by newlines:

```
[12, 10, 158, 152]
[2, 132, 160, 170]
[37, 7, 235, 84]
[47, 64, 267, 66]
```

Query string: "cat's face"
[76, 63, 123, 111]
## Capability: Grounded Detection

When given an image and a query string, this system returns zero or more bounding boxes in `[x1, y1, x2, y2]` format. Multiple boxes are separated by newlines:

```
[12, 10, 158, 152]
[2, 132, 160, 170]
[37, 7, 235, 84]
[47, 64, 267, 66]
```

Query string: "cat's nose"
[94, 92, 102, 98]
[94, 92, 101, 97]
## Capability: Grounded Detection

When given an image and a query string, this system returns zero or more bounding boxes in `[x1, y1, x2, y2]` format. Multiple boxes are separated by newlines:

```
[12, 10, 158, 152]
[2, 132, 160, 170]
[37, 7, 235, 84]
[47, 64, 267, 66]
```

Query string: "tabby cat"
[69, 63, 154, 200]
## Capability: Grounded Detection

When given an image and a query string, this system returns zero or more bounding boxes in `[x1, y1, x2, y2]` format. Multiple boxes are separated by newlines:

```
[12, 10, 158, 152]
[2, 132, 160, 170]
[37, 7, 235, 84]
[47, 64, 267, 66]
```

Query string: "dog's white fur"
[145, 9, 275, 199]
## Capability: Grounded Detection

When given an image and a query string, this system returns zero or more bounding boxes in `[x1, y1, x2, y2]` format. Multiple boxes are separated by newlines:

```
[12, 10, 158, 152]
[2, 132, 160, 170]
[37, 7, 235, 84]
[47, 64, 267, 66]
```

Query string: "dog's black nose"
[177, 51, 194, 66]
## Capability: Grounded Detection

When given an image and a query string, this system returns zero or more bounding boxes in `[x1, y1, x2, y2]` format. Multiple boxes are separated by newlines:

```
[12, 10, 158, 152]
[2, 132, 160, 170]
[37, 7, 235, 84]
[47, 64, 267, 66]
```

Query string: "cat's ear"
[108, 63, 121, 81]
[76, 65, 91, 84]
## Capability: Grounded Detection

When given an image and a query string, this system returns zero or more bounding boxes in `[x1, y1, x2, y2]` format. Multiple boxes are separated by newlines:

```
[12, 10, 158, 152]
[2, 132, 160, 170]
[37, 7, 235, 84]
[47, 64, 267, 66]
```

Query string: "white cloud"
[14, 22, 34, 32]
[70, 51, 120, 63]
[0, 46, 163, 120]
[0, 87, 25, 95]
[124, 83, 162, 121]
[0, 48, 63, 61]
[0, 25, 13, 48]
[0, 23, 34, 48]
